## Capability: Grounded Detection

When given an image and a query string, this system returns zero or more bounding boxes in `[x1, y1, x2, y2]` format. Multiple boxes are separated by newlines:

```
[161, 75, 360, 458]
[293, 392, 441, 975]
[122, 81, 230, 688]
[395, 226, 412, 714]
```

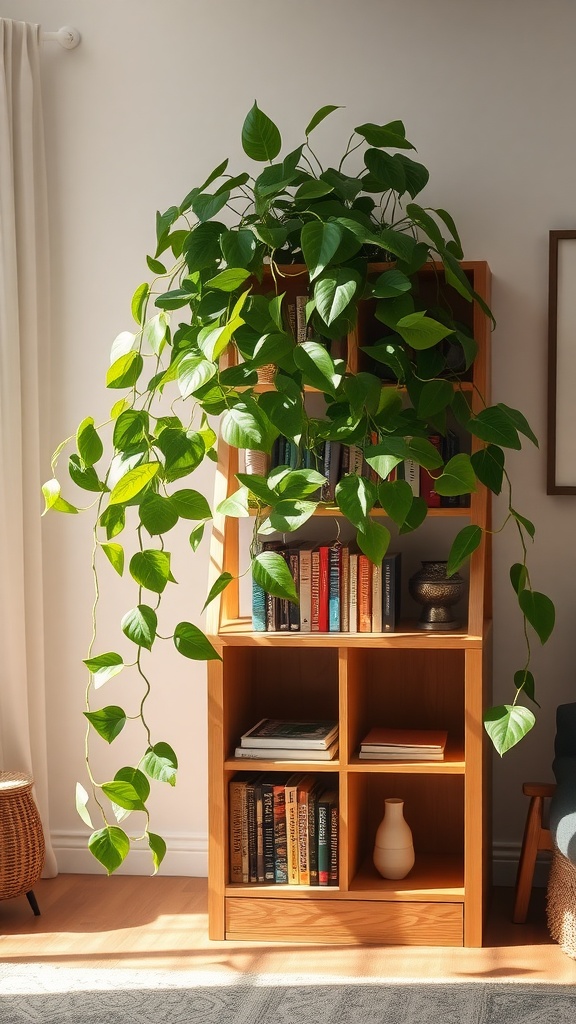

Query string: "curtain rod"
[40, 26, 81, 49]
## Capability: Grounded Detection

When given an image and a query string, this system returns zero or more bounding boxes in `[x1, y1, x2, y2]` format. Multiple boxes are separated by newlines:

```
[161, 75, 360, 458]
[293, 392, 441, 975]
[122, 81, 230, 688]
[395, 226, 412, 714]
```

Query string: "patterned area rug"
[0, 965, 574, 1023]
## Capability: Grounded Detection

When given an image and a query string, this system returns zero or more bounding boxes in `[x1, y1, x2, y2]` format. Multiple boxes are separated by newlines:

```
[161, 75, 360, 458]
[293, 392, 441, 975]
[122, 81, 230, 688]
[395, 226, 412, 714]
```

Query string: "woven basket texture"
[547, 847, 576, 958]
[256, 364, 276, 384]
[0, 773, 45, 900]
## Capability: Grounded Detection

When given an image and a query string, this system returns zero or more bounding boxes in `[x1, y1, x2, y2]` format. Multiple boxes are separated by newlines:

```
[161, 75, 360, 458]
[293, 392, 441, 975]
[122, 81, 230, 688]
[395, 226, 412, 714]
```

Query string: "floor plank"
[0, 876, 573, 983]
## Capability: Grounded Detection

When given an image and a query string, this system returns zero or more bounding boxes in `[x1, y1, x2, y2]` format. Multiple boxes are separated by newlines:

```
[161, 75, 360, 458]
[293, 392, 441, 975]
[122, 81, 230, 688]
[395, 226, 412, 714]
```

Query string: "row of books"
[253, 545, 401, 633]
[358, 727, 448, 762]
[266, 431, 468, 508]
[235, 718, 339, 762]
[229, 773, 339, 886]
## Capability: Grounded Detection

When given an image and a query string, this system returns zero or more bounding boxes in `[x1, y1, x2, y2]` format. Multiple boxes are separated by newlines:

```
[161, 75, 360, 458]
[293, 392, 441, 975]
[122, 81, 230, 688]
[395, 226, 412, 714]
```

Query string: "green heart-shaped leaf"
[83, 652, 124, 688]
[447, 525, 482, 576]
[89, 827, 130, 874]
[518, 590, 555, 644]
[143, 742, 178, 786]
[84, 706, 127, 744]
[129, 550, 173, 594]
[173, 621, 222, 661]
[252, 551, 299, 602]
[484, 704, 535, 755]
[121, 605, 158, 650]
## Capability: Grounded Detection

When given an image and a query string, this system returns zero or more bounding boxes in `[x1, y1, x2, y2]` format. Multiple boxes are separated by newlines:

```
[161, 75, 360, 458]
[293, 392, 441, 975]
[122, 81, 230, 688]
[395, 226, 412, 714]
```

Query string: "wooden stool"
[0, 772, 45, 915]
[512, 781, 556, 924]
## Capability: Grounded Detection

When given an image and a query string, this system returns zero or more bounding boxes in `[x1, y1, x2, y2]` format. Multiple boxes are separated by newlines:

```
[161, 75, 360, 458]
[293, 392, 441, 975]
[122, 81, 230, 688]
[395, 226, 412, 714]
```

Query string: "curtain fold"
[0, 17, 57, 875]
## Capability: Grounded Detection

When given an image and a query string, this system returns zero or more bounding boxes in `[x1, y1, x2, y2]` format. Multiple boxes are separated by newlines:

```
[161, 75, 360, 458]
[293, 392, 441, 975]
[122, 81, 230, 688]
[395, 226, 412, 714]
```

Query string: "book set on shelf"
[258, 430, 469, 508]
[234, 718, 339, 761]
[229, 771, 338, 887]
[253, 545, 401, 634]
[358, 727, 448, 762]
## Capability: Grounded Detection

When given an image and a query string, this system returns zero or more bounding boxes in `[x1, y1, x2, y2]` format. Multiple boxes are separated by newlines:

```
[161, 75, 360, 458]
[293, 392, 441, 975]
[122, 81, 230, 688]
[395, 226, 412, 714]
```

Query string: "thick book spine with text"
[261, 781, 275, 883]
[285, 774, 301, 884]
[288, 549, 300, 631]
[349, 552, 358, 632]
[308, 784, 319, 885]
[318, 545, 330, 632]
[246, 775, 260, 883]
[298, 543, 314, 633]
[317, 790, 337, 886]
[340, 545, 350, 632]
[297, 776, 316, 885]
[311, 548, 320, 632]
[372, 559, 382, 633]
[358, 554, 372, 632]
[328, 543, 341, 632]
[383, 552, 402, 631]
[329, 801, 339, 885]
[228, 779, 245, 883]
[255, 781, 264, 882]
[273, 782, 288, 884]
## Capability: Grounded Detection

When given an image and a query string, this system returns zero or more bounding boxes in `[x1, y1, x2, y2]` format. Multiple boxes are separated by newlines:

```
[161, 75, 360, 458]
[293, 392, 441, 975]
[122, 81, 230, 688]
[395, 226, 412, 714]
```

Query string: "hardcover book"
[285, 774, 301, 884]
[349, 551, 358, 632]
[298, 542, 315, 633]
[240, 718, 338, 749]
[382, 552, 402, 632]
[317, 789, 338, 886]
[228, 779, 245, 883]
[272, 780, 289, 883]
[372, 559, 382, 633]
[318, 545, 330, 632]
[297, 775, 318, 885]
[234, 740, 338, 762]
[358, 554, 372, 632]
[340, 545, 350, 632]
[328, 543, 342, 632]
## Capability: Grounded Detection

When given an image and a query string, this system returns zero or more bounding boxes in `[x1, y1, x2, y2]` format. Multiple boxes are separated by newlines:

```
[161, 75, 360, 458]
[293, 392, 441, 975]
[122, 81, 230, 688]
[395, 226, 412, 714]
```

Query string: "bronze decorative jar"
[408, 559, 465, 631]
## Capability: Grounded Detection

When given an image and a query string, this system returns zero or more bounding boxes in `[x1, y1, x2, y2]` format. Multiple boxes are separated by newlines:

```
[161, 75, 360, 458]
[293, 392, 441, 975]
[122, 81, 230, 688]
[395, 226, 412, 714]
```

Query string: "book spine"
[329, 802, 339, 885]
[285, 780, 300, 884]
[340, 546, 350, 632]
[273, 784, 288, 884]
[262, 782, 275, 883]
[421, 434, 442, 507]
[308, 785, 319, 886]
[255, 782, 264, 883]
[228, 780, 244, 884]
[372, 559, 382, 633]
[295, 293, 308, 344]
[328, 544, 341, 632]
[244, 449, 268, 476]
[328, 442, 342, 502]
[317, 800, 330, 885]
[383, 552, 401, 632]
[299, 547, 312, 633]
[297, 788, 311, 885]
[349, 444, 364, 475]
[311, 549, 320, 632]
[358, 554, 372, 632]
[287, 301, 297, 340]
[266, 590, 279, 632]
[349, 552, 358, 632]
[278, 549, 290, 631]
[402, 457, 420, 496]
[318, 546, 330, 632]
[246, 779, 258, 883]
[321, 442, 332, 501]
[252, 578, 267, 632]
[288, 550, 300, 631]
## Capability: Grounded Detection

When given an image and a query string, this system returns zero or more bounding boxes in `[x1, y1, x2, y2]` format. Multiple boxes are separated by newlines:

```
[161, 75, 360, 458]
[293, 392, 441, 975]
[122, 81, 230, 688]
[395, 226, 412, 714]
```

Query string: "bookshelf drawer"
[225, 896, 463, 945]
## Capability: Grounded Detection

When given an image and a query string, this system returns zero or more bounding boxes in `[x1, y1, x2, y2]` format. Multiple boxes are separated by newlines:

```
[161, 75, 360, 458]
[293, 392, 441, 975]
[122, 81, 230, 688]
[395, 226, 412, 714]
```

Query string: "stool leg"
[513, 795, 543, 924]
[26, 890, 41, 916]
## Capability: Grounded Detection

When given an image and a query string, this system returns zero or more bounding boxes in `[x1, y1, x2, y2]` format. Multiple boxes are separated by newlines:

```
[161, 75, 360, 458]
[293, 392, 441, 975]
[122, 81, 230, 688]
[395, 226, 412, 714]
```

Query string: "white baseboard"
[51, 830, 208, 876]
[51, 833, 552, 888]
[491, 841, 551, 888]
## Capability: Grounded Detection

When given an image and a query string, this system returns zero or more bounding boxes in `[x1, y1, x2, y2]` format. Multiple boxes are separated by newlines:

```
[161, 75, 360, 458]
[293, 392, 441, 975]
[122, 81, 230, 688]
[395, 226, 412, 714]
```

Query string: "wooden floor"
[0, 875, 574, 983]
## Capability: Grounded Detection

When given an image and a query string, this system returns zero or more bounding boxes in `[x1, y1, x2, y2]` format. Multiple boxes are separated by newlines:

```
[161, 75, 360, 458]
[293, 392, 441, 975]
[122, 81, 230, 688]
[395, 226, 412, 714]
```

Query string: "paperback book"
[240, 718, 338, 750]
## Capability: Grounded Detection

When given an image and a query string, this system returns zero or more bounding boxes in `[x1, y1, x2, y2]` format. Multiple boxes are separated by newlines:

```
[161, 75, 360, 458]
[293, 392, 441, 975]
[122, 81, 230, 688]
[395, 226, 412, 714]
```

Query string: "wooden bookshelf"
[206, 261, 492, 947]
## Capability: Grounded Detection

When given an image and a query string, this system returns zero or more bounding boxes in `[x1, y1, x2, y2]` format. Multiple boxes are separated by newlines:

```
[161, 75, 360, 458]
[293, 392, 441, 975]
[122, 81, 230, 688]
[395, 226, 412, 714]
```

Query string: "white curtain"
[0, 18, 57, 875]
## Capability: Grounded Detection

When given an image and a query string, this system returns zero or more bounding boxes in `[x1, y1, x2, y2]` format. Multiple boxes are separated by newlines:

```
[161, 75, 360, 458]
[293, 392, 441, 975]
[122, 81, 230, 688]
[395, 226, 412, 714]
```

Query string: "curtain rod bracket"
[41, 26, 81, 49]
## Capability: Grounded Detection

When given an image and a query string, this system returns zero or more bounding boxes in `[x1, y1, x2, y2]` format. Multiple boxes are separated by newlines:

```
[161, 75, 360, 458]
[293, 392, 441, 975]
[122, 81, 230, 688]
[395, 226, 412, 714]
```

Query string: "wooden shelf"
[207, 260, 492, 948]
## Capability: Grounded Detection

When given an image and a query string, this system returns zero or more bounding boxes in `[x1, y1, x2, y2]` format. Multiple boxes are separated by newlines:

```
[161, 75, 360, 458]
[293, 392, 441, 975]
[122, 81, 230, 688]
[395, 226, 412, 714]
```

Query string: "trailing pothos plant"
[43, 102, 555, 874]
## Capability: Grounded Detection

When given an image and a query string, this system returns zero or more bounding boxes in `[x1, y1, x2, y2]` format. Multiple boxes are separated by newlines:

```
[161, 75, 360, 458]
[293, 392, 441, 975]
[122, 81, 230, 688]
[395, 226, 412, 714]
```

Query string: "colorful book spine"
[317, 798, 330, 886]
[255, 781, 264, 882]
[252, 579, 267, 632]
[285, 775, 300, 884]
[358, 554, 372, 632]
[311, 548, 320, 631]
[288, 549, 300, 631]
[262, 781, 275, 883]
[246, 775, 259, 883]
[328, 544, 341, 632]
[318, 545, 330, 632]
[340, 545, 350, 632]
[297, 776, 316, 885]
[295, 293, 308, 344]
[273, 782, 288, 884]
[348, 444, 364, 475]
[329, 801, 339, 885]
[308, 784, 319, 886]
[349, 552, 358, 632]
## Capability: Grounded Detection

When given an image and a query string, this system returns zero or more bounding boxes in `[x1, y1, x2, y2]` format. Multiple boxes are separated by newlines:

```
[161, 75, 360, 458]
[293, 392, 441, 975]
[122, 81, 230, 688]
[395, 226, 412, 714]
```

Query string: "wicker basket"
[547, 846, 576, 958]
[0, 772, 45, 901]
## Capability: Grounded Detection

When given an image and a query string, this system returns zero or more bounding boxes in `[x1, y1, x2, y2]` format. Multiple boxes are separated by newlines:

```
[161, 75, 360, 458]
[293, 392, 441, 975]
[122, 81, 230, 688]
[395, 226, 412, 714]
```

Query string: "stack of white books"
[235, 718, 339, 761]
[358, 727, 448, 761]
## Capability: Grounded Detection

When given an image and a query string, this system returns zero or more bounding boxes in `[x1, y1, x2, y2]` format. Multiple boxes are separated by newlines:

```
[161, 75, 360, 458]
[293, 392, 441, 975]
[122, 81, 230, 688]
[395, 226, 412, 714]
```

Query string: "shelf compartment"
[221, 645, 339, 757]
[345, 647, 465, 760]
[225, 895, 463, 945]
[345, 772, 464, 891]
[347, 738, 465, 774]
[349, 852, 464, 898]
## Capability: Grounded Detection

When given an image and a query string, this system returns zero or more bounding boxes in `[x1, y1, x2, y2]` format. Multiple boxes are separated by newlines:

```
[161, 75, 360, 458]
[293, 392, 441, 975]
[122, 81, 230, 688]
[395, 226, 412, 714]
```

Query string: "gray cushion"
[550, 703, 576, 865]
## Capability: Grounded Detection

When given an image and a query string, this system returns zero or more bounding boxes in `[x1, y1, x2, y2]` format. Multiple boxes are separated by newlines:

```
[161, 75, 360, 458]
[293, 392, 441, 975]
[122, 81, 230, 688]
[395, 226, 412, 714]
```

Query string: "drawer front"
[226, 897, 463, 946]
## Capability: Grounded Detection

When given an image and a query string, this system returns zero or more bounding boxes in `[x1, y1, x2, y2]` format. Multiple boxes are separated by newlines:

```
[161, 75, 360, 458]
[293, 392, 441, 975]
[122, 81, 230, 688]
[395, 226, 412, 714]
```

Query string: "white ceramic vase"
[373, 797, 415, 880]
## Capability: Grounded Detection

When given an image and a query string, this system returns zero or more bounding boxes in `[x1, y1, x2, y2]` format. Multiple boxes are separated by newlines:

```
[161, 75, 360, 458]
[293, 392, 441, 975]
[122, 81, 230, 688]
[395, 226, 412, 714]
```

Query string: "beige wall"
[4, 0, 575, 880]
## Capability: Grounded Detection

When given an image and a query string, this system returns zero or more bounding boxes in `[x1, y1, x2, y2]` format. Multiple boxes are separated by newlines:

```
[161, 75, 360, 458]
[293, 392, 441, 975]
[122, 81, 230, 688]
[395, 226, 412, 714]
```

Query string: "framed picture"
[548, 229, 576, 493]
